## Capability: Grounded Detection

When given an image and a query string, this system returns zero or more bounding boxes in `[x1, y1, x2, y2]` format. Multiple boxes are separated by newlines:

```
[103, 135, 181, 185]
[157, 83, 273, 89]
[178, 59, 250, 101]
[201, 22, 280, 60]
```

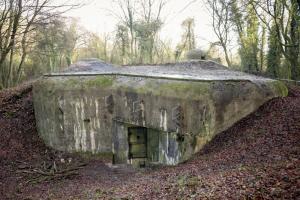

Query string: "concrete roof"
[46, 59, 272, 82]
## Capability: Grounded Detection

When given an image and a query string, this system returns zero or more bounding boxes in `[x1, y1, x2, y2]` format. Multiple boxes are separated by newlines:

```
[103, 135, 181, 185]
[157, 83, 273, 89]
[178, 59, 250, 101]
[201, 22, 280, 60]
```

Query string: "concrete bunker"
[33, 59, 288, 166]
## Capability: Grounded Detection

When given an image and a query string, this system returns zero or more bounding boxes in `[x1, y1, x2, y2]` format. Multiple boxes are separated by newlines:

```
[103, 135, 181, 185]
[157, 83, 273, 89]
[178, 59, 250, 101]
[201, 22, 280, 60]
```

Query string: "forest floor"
[0, 83, 299, 200]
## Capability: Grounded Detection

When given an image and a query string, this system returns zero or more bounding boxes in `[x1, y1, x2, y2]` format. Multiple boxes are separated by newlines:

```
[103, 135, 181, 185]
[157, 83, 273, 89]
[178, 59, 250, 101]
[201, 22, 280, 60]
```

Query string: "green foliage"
[228, 0, 300, 79]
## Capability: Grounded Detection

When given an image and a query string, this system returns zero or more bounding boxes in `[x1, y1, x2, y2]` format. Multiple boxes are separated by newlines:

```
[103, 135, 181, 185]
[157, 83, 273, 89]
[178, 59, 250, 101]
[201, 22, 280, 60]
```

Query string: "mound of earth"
[0, 84, 87, 199]
[0, 83, 299, 199]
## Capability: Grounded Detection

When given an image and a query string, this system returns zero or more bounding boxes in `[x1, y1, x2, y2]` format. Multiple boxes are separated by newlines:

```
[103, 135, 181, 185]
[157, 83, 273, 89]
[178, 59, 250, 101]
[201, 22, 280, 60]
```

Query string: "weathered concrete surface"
[52, 58, 276, 82]
[33, 59, 288, 165]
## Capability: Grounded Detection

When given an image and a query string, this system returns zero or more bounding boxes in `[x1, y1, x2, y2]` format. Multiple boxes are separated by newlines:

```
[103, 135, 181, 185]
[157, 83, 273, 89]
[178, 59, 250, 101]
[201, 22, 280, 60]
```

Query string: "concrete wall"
[33, 75, 288, 165]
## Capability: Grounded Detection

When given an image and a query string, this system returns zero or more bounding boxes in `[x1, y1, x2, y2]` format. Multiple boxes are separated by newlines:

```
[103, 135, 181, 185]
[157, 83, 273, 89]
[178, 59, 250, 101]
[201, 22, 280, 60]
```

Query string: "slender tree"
[206, 0, 232, 67]
[175, 18, 196, 60]
[231, 1, 260, 73]
[113, 24, 130, 64]
[259, 14, 267, 72]
[267, 23, 282, 78]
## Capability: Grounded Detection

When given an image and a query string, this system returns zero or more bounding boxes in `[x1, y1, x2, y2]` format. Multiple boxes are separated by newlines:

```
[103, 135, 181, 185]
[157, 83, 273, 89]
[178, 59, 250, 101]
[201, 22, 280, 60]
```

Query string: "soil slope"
[0, 84, 299, 199]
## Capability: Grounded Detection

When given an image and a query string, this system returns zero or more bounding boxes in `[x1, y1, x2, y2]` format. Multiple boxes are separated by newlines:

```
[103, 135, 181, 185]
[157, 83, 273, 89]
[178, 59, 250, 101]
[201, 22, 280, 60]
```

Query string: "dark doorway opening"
[128, 127, 147, 159]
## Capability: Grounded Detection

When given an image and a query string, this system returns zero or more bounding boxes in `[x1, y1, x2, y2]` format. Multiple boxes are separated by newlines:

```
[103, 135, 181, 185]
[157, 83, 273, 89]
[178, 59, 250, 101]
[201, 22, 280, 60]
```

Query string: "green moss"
[36, 76, 115, 92]
[36, 77, 81, 92]
[160, 82, 208, 93]
[37, 76, 215, 100]
[135, 81, 211, 99]
[268, 80, 288, 97]
[85, 76, 114, 88]
[64, 78, 82, 88]
[58, 76, 114, 89]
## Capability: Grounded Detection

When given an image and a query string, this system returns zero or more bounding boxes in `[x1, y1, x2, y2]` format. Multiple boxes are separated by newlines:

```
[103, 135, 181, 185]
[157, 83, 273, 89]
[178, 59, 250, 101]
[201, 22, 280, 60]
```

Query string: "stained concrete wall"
[33, 73, 287, 165]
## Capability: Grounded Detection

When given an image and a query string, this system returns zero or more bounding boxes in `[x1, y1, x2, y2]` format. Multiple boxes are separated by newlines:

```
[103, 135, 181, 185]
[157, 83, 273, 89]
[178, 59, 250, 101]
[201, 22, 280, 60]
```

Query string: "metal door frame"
[128, 126, 148, 159]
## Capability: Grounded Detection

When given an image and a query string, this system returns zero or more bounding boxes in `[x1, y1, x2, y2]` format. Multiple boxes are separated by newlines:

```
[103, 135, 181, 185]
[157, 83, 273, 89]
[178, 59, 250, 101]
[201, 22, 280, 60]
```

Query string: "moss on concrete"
[85, 76, 114, 88]
[267, 80, 288, 97]
[35, 76, 115, 93]
[33, 73, 288, 166]
[133, 81, 211, 99]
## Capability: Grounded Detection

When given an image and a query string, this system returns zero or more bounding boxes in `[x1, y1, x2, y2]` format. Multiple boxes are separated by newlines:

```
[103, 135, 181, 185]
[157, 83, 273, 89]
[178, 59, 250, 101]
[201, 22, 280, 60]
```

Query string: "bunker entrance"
[112, 121, 160, 166]
[128, 127, 147, 159]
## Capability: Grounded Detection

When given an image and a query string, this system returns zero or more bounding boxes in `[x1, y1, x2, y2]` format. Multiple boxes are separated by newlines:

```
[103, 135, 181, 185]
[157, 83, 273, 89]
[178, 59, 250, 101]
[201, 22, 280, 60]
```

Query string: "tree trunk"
[289, 1, 300, 80]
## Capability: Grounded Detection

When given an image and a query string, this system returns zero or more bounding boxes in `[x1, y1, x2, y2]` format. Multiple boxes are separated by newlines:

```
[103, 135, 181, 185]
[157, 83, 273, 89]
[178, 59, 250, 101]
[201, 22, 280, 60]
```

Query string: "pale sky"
[65, 0, 217, 49]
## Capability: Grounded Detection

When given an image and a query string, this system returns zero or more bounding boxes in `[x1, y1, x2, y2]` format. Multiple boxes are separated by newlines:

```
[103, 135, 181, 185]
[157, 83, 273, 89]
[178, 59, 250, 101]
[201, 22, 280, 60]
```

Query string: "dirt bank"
[0, 84, 299, 199]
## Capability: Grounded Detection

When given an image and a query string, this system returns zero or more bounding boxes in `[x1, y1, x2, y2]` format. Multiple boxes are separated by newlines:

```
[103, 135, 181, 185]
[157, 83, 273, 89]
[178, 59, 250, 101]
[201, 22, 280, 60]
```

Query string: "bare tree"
[0, 0, 82, 88]
[206, 0, 233, 67]
[111, 0, 167, 64]
[175, 18, 196, 61]
[111, 0, 137, 62]
[137, 0, 166, 63]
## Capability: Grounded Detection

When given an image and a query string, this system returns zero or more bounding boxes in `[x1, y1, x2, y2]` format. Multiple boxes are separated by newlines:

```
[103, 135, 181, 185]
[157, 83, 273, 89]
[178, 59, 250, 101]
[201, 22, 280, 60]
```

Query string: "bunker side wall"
[33, 75, 287, 164]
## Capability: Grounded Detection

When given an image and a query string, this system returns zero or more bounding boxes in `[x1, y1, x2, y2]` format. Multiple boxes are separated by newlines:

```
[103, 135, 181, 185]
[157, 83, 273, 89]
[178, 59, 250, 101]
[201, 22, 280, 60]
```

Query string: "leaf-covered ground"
[0, 84, 299, 200]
